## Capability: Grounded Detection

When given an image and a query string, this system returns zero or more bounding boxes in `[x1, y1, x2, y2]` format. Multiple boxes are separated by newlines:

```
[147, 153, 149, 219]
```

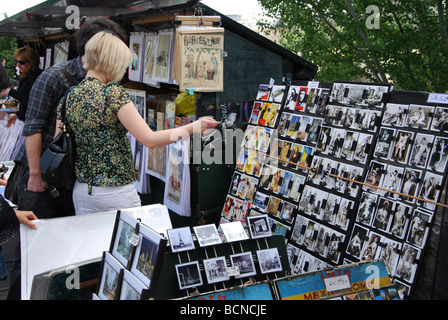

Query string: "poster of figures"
[177, 26, 224, 92]
[154, 30, 174, 83]
[129, 33, 145, 82]
[164, 140, 191, 217]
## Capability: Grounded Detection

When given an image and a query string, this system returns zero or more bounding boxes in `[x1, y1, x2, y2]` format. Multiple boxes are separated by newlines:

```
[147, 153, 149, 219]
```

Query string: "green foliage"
[258, 0, 448, 92]
[0, 36, 18, 78]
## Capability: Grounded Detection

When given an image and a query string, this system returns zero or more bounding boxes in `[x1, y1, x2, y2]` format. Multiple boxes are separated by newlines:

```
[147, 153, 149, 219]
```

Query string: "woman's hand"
[195, 116, 221, 134]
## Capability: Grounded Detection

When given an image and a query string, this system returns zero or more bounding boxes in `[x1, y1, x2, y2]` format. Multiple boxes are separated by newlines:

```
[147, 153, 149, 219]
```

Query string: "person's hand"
[0, 176, 7, 186]
[195, 117, 220, 134]
[27, 172, 47, 192]
[14, 210, 38, 230]
[6, 113, 18, 127]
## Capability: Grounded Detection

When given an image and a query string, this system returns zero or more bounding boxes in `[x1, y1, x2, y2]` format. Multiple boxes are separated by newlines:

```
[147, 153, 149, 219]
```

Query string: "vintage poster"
[142, 32, 160, 87]
[164, 140, 191, 217]
[154, 30, 174, 83]
[177, 27, 224, 92]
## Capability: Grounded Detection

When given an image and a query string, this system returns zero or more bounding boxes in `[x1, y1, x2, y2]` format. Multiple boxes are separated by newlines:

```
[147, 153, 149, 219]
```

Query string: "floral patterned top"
[58, 77, 134, 194]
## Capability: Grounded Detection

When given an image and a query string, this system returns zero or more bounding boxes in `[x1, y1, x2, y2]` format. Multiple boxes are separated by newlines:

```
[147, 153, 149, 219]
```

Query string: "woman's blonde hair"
[14, 47, 40, 78]
[83, 31, 133, 82]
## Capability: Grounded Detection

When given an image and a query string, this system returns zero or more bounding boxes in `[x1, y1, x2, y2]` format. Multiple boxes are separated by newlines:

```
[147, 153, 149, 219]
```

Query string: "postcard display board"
[220, 80, 448, 299]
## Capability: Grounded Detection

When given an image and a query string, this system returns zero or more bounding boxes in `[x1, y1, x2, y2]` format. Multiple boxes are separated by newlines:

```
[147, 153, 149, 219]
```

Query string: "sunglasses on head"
[15, 60, 28, 65]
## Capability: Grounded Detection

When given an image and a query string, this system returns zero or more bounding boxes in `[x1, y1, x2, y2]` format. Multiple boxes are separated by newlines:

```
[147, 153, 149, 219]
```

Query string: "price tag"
[323, 275, 351, 292]
[129, 232, 140, 246]
[227, 266, 240, 277]
[308, 81, 320, 88]
[428, 93, 448, 104]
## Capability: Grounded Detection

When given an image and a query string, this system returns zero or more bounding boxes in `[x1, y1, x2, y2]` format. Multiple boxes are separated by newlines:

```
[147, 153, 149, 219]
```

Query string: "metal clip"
[50, 187, 60, 198]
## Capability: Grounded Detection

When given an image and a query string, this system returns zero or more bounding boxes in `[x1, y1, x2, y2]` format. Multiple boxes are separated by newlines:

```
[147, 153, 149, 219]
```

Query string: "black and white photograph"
[98, 252, 122, 301]
[395, 243, 421, 283]
[417, 171, 443, 211]
[130, 223, 167, 288]
[298, 185, 328, 220]
[316, 126, 332, 154]
[325, 104, 347, 126]
[314, 225, 331, 257]
[327, 230, 345, 263]
[290, 215, 309, 245]
[341, 130, 359, 160]
[175, 261, 203, 290]
[110, 211, 139, 268]
[303, 219, 320, 251]
[220, 221, 248, 242]
[407, 210, 432, 249]
[230, 252, 257, 279]
[389, 203, 412, 239]
[277, 112, 292, 137]
[372, 198, 393, 231]
[353, 133, 373, 164]
[257, 248, 283, 274]
[247, 214, 272, 239]
[406, 104, 434, 129]
[380, 165, 404, 199]
[430, 106, 448, 131]
[119, 269, 147, 300]
[203, 256, 230, 284]
[335, 198, 354, 231]
[167, 227, 195, 253]
[375, 127, 396, 159]
[357, 192, 379, 226]
[428, 136, 448, 173]
[378, 238, 402, 278]
[193, 224, 222, 247]
[288, 173, 307, 202]
[360, 231, 382, 261]
[322, 193, 340, 225]
[382, 103, 408, 127]
[347, 224, 370, 259]
[364, 161, 386, 193]
[400, 168, 422, 203]
[409, 133, 434, 168]
[284, 85, 300, 110]
[327, 128, 346, 157]
[391, 130, 414, 164]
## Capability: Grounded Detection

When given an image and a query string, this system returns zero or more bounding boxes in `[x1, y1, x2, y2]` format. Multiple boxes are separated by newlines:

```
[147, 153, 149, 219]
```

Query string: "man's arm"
[25, 133, 47, 192]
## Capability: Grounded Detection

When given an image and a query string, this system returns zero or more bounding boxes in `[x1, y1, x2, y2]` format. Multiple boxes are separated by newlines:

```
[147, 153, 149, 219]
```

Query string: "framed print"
[257, 248, 282, 274]
[219, 221, 248, 242]
[247, 214, 272, 239]
[203, 256, 230, 284]
[230, 252, 257, 279]
[98, 252, 123, 300]
[176, 261, 203, 289]
[130, 224, 167, 289]
[110, 211, 139, 268]
[120, 269, 147, 300]
[177, 26, 224, 92]
[129, 33, 145, 82]
[154, 30, 174, 83]
[167, 227, 195, 253]
[193, 224, 221, 247]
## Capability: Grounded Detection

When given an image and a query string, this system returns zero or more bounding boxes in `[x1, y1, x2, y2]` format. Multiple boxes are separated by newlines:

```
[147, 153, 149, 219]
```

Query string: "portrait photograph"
[409, 133, 434, 168]
[428, 136, 448, 173]
[430, 106, 448, 131]
[391, 130, 414, 164]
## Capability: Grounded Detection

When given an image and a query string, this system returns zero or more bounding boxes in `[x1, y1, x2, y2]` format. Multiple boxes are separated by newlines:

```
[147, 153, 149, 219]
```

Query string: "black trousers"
[7, 168, 75, 300]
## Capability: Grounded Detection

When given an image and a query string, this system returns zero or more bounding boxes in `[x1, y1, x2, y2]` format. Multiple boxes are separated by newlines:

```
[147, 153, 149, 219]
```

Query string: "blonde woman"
[57, 31, 219, 215]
